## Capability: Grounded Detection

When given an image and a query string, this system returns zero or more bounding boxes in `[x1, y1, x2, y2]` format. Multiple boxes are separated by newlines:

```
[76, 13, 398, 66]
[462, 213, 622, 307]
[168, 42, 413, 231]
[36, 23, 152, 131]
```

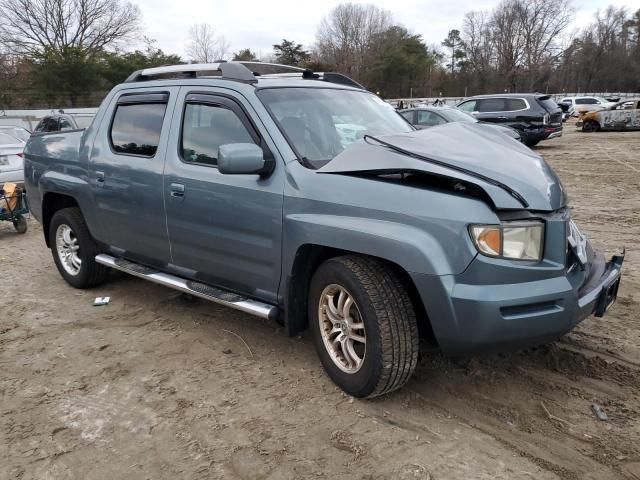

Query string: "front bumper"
[411, 250, 624, 356]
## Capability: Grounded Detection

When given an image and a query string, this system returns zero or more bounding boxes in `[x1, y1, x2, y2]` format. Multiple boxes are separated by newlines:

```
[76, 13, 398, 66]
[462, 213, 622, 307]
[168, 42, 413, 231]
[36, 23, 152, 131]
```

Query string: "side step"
[95, 254, 278, 321]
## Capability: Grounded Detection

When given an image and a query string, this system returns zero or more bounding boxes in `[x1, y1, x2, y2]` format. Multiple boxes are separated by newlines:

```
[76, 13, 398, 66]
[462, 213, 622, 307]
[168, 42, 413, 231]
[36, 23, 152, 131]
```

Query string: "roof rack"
[125, 62, 257, 83]
[124, 61, 365, 89]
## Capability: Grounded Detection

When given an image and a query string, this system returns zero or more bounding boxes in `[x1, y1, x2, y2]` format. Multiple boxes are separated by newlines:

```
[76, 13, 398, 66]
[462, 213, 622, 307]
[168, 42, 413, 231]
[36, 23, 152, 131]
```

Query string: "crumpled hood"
[318, 122, 566, 211]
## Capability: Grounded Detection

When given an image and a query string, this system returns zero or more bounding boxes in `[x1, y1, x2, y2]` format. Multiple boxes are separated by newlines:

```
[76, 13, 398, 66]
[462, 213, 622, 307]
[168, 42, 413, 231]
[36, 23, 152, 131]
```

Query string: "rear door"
[88, 88, 178, 267]
[163, 87, 285, 304]
[474, 97, 509, 124]
[475, 97, 532, 133]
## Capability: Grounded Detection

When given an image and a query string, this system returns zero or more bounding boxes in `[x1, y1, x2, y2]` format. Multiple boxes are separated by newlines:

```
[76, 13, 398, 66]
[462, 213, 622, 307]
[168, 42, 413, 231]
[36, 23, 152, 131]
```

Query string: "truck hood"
[318, 122, 566, 211]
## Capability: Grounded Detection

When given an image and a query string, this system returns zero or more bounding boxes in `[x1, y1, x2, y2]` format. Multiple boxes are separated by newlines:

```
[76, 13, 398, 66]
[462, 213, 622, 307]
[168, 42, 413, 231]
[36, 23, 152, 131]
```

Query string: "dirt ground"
[1, 124, 639, 480]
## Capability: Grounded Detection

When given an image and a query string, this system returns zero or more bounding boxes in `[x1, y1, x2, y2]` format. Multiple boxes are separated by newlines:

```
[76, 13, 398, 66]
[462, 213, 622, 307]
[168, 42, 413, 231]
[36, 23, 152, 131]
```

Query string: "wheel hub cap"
[55, 224, 82, 276]
[318, 284, 366, 373]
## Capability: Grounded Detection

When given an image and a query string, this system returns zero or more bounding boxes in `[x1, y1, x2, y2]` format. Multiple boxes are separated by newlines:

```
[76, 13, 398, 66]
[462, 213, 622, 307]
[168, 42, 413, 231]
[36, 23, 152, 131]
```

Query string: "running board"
[95, 254, 278, 321]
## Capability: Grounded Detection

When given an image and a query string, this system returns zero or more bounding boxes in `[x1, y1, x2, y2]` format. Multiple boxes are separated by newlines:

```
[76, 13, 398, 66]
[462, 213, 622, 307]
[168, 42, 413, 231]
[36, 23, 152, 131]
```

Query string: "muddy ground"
[1, 125, 639, 480]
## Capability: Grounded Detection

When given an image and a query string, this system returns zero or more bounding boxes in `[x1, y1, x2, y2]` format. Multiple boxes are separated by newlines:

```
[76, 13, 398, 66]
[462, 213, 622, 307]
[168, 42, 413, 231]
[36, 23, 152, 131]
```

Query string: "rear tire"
[49, 207, 109, 288]
[525, 138, 540, 147]
[309, 255, 419, 398]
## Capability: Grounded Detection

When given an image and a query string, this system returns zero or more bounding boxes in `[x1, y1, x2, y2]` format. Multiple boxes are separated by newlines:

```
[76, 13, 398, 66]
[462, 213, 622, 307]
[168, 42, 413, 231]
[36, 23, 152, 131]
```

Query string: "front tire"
[309, 256, 419, 398]
[49, 207, 109, 288]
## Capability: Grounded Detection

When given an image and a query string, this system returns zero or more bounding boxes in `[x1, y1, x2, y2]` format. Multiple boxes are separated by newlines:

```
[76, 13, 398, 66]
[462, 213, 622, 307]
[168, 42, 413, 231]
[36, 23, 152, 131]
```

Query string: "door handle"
[96, 171, 105, 187]
[170, 183, 185, 198]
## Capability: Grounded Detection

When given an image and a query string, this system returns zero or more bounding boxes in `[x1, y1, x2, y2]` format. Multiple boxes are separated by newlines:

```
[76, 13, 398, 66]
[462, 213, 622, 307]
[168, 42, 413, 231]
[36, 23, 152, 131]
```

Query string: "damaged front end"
[317, 123, 624, 354]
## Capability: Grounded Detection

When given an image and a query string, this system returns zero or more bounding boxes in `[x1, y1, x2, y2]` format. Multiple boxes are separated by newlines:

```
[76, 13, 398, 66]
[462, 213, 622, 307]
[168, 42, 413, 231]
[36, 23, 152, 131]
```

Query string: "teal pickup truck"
[24, 62, 624, 398]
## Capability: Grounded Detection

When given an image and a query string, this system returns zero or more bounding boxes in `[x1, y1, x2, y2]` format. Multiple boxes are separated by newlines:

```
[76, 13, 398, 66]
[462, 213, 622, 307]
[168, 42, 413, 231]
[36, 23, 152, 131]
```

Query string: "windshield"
[438, 108, 477, 123]
[258, 88, 413, 167]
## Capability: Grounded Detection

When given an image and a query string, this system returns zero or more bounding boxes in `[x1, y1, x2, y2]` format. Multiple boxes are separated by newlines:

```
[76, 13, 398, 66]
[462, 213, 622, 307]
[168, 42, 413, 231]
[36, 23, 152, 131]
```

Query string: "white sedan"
[0, 132, 26, 185]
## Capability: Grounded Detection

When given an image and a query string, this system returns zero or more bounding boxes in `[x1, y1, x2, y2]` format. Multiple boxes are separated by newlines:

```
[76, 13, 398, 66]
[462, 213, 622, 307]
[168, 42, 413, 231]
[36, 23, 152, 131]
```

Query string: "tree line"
[0, 0, 638, 109]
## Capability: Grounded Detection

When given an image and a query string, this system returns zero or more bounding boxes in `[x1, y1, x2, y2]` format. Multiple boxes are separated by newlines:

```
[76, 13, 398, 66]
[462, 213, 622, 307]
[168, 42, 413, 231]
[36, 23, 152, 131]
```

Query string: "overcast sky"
[136, 0, 640, 59]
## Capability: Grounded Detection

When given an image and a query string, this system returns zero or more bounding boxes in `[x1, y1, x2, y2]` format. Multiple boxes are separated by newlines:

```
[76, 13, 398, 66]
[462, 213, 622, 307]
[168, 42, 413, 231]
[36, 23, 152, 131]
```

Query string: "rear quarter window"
[536, 97, 560, 112]
[110, 103, 167, 157]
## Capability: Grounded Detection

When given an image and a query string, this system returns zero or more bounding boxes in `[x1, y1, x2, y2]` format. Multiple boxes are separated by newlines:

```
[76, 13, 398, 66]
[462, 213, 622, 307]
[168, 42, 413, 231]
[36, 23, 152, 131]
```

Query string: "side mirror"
[217, 143, 274, 175]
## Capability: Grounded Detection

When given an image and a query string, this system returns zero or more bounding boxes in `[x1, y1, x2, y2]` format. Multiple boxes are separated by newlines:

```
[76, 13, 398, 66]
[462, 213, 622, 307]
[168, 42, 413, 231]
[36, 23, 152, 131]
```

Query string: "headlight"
[469, 222, 544, 261]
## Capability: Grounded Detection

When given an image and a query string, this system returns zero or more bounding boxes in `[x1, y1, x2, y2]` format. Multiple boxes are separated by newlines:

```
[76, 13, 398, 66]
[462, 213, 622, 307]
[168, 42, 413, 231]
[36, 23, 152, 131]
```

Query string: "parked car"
[457, 94, 563, 147]
[0, 133, 25, 185]
[24, 62, 624, 398]
[578, 99, 640, 132]
[556, 102, 573, 122]
[559, 96, 617, 116]
[33, 113, 94, 133]
[0, 125, 31, 143]
[400, 106, 522, 142]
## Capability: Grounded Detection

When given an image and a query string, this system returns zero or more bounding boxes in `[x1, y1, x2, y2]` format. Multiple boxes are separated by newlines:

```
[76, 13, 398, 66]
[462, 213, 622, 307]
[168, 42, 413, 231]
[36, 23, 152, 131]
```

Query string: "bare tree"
[0, 0, 140, 57]
[462, 11, 495, 92]
[186, 23, 230, 63]
[491, 0, 526, 91]
[515, 0, 574, 90]
[315, 3, 393, 81]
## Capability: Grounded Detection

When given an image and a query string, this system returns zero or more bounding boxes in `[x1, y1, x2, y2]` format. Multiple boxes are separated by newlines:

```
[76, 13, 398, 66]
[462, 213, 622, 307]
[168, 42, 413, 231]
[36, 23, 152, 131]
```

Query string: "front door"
[163, 88, 285, 304]
[88, 88, 178, 266]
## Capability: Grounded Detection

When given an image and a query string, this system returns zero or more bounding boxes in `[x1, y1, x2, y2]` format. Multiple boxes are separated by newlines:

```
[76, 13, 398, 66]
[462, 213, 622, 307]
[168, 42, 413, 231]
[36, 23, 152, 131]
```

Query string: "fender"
[283, 213, 475, 278]
[280, 213, 477, 336]
[37, 171, 100, 242]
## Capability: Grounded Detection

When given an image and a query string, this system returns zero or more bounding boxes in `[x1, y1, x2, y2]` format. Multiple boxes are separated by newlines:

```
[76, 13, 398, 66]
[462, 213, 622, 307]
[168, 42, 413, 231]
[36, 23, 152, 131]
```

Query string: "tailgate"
[537, 96, 563, 126]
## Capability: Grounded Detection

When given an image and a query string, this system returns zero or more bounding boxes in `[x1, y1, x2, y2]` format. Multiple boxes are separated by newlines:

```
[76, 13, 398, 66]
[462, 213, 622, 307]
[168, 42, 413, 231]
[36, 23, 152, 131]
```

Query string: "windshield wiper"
[363, 134, 529, 208]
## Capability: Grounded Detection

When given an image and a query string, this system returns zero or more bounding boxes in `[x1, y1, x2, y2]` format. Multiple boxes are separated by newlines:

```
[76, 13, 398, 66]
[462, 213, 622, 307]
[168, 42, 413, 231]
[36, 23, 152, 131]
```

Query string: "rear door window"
[110, 100, 167, 157]
[477, 98, 506, 112]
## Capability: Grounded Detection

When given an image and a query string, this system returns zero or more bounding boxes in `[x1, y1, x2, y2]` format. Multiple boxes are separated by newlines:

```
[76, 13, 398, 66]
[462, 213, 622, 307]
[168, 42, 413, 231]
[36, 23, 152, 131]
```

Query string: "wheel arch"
[41, 192, 80, 247]
[284, 244, 436, 345]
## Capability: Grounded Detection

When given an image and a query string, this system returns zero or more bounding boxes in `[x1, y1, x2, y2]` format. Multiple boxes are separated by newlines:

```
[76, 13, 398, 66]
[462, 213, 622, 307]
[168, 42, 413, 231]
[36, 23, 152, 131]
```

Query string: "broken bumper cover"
[411, 250, 624, 356]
